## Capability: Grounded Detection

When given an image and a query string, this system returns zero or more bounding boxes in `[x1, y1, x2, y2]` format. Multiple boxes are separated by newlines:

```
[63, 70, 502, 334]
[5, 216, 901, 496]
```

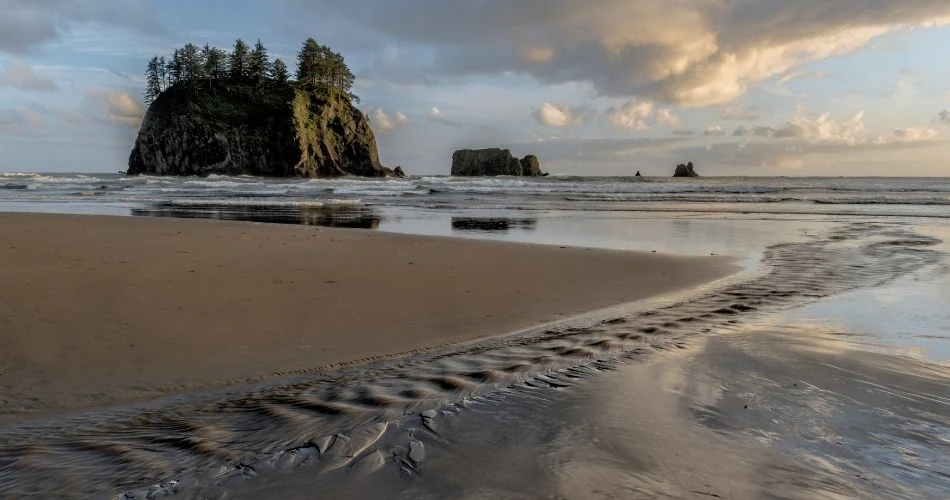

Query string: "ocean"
[1, 173, 949, 498]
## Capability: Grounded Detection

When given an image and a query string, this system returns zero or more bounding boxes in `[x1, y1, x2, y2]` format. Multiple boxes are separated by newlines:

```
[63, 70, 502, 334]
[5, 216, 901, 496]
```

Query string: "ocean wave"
[156, 198, 363, 208]
[3, 175, 949, 218]
[812, 197, 950, 206]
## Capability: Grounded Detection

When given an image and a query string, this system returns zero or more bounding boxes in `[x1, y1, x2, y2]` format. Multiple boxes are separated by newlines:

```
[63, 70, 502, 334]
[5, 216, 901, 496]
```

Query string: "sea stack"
[673, 162, 700, 178]
[451, 149, 545, 177]
[128, 84, 402, 178]
[128, 37, 403, 178]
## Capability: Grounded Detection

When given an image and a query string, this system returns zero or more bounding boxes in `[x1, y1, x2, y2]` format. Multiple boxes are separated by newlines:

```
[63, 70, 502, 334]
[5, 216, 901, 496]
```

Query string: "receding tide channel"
[0, 221, 945, 498]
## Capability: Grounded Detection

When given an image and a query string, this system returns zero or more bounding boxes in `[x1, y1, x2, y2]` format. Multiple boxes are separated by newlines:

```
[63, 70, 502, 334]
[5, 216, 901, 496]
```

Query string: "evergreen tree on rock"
[144, 56, 162, 103]
[271, 58, 289, 85]
[229, 39, 251, 81]
[249, 39, 270, 85]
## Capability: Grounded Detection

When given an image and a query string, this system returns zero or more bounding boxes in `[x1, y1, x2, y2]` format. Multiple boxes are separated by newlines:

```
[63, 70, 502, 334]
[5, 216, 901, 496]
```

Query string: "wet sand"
[1, 217, 946, 498]
[255, 324, 950, 500]
[0, 213, 736, 423]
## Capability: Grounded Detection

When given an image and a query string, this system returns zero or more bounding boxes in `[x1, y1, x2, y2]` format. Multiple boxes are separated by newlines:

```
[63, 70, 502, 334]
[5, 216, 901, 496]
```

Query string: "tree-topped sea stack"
[128, 38, 403, 178]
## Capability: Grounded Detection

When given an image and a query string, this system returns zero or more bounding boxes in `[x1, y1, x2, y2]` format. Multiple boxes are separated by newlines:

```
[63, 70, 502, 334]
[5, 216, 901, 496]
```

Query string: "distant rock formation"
[635, 170, 642, 177]
[451, 149, 545, 177]
[128, 82, 404, 178]
[520, 155, 542, 176]
[673, 162, 699, 178]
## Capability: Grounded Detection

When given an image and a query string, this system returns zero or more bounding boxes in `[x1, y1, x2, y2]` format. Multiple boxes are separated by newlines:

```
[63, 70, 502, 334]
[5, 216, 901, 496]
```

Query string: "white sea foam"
[1, 174, 949, 218]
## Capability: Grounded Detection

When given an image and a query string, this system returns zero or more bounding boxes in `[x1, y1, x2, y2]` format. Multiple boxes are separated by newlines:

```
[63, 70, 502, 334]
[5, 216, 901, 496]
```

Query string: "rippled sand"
[0, 213, 732, 423]
[1, 220, 947, 498]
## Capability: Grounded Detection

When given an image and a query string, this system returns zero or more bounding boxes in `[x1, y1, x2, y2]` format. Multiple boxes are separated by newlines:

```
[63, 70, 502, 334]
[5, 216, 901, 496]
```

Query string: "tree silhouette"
[168, 48, 184, 85]
[296, 38, 322, 89]
[202, 44, 228, 81]
[144, 56, 162, 103]
[249, 39, 270, 85]
[142, 37, 360, 103]
[271, 58, 289, 85]
[180, 43, 202, 85]
[229, 39, 251, 81]
[157, 56, 169, 89]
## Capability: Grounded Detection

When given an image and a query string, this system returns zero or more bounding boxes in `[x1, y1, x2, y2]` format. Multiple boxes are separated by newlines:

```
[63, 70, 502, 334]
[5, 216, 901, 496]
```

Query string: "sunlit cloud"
[533, 102, 588, 127]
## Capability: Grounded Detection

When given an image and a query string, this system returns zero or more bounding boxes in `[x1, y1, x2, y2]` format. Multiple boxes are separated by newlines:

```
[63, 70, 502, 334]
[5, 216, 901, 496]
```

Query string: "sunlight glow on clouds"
[892, 126, 938, 142]
[371, 108, 409, 132]
[534, 102, 587, 127]
[2, 0, 950, 175]
[78, 88, 146, 128]
[606, 100, 654, 131]
[293, 0, 950, 106]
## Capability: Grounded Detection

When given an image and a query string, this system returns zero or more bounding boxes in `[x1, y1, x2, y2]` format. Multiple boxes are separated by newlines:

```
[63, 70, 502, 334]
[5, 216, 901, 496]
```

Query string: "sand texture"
[0, 213, 735, 422]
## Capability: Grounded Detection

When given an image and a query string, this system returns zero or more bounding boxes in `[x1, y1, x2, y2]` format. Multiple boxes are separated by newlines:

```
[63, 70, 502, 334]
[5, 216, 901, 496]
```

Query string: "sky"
[1, 0, 950, 176]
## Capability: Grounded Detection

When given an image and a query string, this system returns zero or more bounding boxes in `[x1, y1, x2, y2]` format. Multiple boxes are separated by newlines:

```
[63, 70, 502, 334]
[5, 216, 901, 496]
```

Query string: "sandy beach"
[0, 213, 736, 423]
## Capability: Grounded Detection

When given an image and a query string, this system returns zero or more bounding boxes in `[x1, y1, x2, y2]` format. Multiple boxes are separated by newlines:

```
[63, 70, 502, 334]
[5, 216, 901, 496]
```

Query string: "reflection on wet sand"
[0, 222, 946, 498]
[451, 217, 537, 232]
[251, 322, 950, 499]
[240, 322, 950, 499]
[132, 203, 381, 229]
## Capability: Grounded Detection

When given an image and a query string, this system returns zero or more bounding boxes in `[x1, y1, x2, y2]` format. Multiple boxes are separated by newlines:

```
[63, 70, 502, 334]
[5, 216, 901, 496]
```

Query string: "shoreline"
[0, 213, 738, 423]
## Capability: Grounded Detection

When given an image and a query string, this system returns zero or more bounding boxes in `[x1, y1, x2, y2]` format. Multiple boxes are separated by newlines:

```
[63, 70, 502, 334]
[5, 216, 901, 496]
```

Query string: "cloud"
[605, 100, 681, 130]
[371, 108, 408, 132]
[728, 107, 941, 147]
[735, 107, 867, 144]
[734, 126, 778, 138]
[606, 99, 654, 130]
[704, 125, 725, 136]
[0, 106, 45, 134]
[289, 0, 950, 106]
[512, 136, 690, 162]
[656, 108, 680, 127]
[427, 105, 460, 127]
[0, 60, 58, 92]
[720, 104, 760, 121]
[776, 71, 831, 87]
[52, 108, 89, 125]
[673, 137, 949, 176]
[0, 0, 164, 53]
[83, 88, 144, 127]
[892, 127, 938, 142]
[534, 102, 587, 127]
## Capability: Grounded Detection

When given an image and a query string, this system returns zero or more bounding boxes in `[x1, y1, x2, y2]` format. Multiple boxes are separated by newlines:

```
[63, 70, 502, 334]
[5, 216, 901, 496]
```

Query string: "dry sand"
[0, 213, 736, 422]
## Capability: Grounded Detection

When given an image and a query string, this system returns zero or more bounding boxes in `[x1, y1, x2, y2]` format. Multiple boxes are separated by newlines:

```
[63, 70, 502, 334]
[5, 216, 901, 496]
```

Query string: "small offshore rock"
[673, 161, 700, 177]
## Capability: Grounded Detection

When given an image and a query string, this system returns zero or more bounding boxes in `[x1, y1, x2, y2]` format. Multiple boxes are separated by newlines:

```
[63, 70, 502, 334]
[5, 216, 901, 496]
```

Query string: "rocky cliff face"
[128, 82, 401, 178]
[451, 149, 544, 176]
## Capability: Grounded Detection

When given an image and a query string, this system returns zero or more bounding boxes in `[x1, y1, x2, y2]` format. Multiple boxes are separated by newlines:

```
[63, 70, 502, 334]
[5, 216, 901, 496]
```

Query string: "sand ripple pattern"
[0, 222, 942, 498]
